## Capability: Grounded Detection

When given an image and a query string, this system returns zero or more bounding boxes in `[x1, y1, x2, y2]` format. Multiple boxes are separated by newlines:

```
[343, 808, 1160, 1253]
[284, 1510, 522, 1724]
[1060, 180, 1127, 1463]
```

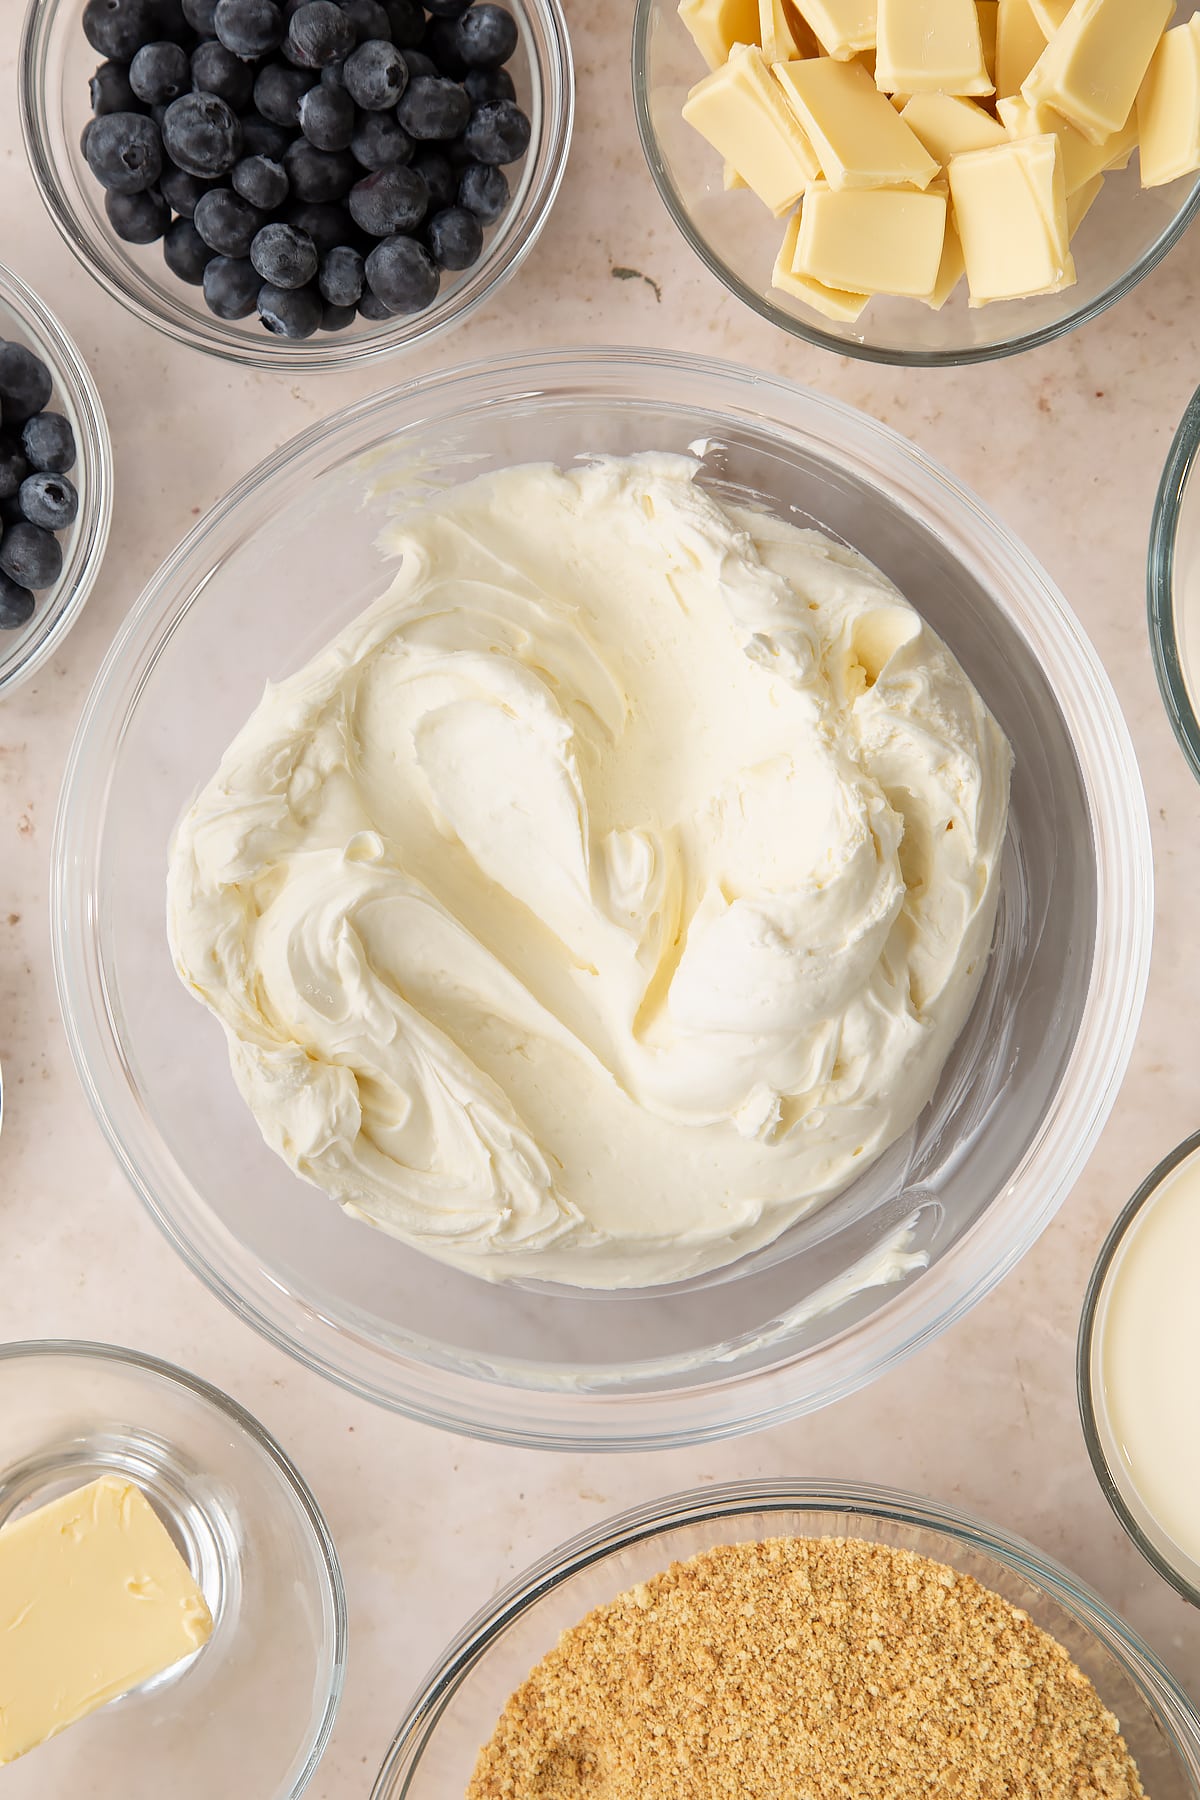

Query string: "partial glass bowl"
[53, 347, 1151, 1451]
[632, 0, 1200, 367]
[1149, 382, 1200, 783]
[0, 259, 111, 696]
[371, 1479, 1200, 1798]
[20, 0, 573, 371]
[0, 1340, 346, 1799]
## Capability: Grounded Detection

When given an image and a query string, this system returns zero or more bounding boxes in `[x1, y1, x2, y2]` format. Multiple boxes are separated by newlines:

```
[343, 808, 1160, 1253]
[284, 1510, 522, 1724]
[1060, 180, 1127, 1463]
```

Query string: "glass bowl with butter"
[1149, 380, 1200, 784]
[0, 1341, 345, 1796]
[632, 0, 1200, 365]
[53, 347, 1150, 1449]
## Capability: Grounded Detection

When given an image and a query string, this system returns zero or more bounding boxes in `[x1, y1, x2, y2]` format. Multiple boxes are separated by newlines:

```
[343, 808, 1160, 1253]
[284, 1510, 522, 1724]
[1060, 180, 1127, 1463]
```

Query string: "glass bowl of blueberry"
[20, 0, 573, 368]
[0, 260, 112, 696]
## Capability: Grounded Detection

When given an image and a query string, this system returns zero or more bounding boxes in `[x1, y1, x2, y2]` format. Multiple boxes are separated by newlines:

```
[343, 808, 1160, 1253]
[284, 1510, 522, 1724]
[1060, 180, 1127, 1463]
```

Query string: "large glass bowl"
[371, 1481, 1200, 1798]
[632, 0, 1200, 367]
[53, 348, 1151, 1450]
[20, 0, 573, 372]
[0, 259, 112, 696]
[1149, 383, 1200, 784]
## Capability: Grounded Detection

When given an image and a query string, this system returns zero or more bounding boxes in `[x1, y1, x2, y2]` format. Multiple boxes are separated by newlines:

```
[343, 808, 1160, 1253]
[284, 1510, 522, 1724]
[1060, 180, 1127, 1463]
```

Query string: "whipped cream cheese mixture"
[167, 454, 1012, 1289]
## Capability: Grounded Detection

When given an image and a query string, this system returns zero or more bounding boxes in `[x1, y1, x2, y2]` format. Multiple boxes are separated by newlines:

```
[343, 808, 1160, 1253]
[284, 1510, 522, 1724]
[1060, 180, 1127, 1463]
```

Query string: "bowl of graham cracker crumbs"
[371, 1480, 1200, 1800]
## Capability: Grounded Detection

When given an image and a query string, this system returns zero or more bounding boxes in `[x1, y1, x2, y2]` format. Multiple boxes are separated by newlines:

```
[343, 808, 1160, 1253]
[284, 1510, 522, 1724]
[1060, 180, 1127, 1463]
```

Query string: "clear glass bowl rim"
[52, 344, 1153, 1451]
[1077, 1126, 1200, 1612]
[0, 1336, 349, 1795]
[370, 1476, 1200, 1797]
[1148, 383, 1200, 784]
[18, 0, 575, 373]
[629, 0, 1200, 370]
[0, 258, 113, 697]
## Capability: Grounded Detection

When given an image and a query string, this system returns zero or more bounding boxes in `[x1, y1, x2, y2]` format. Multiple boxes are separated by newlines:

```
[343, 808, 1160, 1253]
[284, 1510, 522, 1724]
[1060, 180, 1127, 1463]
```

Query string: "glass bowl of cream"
[1150, 382, 1200, 783]
[53, 348, 1150, 1449]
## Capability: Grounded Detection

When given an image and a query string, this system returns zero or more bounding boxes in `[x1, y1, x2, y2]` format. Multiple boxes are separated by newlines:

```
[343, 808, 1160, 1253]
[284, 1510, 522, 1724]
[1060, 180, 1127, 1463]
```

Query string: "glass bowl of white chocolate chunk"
[53, 348, 1150, 1449]
[633, 0, 1200, 364]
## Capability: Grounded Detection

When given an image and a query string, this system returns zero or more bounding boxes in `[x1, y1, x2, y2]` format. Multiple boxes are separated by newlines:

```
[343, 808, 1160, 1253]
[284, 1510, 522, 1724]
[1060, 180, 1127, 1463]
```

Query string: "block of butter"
[794, 180, 947, 293]
[791, 0, 876, 60]
[994, 0, 1045, 100]
[875, 0, 994, 95]
[900, 92, 1006, 162]
[759, 0, 821, 60]
[1138, 18, 1200, 188]
[1022, 0, 1175, 147]
[683, 43, 821, 212]
[772, 207, 870, 315]
[998, 92, 1137, 193]
[0, 1477, 213, 1764]
[949, 132, 1075, 302]
[775, 55, 939, 188]
[677, 0, 761, 70]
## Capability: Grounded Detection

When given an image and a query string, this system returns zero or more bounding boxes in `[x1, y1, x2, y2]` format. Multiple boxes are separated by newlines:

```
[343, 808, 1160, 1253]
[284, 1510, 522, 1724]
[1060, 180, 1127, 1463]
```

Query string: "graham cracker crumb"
[465, 1538, 1146, 1800]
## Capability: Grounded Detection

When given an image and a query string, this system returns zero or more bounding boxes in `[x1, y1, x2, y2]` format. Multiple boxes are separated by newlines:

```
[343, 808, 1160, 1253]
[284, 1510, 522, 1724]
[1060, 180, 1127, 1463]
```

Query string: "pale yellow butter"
[998, 92, 1136, 193]
[901, 92, 1007, 162]
[876, 0, 994, 96]
[758, 0, 820, 59]
[683, 43, 821, 212]
[772, 207, 870, 315]
[977, 1, 999, 88]
[775, 56, 939, 188]
[918, 211, 967, 307]
[791, 0, 876, 60]
[0, 1477, 213, 1764]
[678, 0, 761, 69]
[793, 180, 947, 293]
[1066, 169, 1104, 232]
[1138, 18, 1200, 188]
[949, 132, 1075, 302]
[994, 0, 1046, 100]
[1027, 0, 1071, 32]
[1022, 0, 1175, 147]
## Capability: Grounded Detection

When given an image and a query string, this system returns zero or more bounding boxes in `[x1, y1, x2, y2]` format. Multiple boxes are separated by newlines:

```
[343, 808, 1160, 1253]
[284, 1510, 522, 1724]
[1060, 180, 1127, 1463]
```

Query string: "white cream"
[167, 455, 1012, 1289]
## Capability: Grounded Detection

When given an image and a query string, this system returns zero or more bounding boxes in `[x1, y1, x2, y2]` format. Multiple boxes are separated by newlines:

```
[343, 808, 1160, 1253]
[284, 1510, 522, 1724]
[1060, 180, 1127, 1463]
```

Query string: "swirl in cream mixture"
[167, 455, 1012, 1288]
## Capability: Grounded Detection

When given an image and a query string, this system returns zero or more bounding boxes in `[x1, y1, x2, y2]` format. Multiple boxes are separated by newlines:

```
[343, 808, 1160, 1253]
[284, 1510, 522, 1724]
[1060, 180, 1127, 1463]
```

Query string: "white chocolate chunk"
[677, 0, 761, 69]
[998, 92, 1137, 194]
[901, 93, 1007, 162]
[758, 0, 821, 59]
[775, 55, 938, 189]
[876, 0, 994, 96]
[790, 0, 876, 60]
[1138, 19, 1200, 189]
[683, 43, 822, 213]
[1022, 0, 1174, 147]
[1066, 170, 1104, 234]
[794, 180, 947, 293]
[772, 207, 871, 315]
[994, 0, 1046, 100]
[949, 132, 1075, 303]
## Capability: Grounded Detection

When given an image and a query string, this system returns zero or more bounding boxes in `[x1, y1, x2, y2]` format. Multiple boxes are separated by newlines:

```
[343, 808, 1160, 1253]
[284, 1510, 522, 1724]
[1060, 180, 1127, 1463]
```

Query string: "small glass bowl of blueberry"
[0, 260, 112, 696]
[20, 0, 573, 369]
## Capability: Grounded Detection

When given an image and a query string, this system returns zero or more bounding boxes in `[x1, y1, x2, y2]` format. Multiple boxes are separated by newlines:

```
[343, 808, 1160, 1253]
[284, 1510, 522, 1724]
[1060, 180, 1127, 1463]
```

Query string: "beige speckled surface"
[2, 4, 1200, 1793]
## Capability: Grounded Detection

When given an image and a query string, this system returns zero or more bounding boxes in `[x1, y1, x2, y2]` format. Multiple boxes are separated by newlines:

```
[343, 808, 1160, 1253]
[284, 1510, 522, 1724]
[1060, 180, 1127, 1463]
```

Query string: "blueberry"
[182, 0, 218, 27]
[214, 0, 284, 56]
[257, 281, 323, 335]
[191, 40, 257, 110]
[81, 119, 97, 158]
[0, 439, 28, 502]
[129, 39, 191, 103]
[457, 157, 506, 221]
[455, 5, 517, 68]
[319, 58, 346, 88]
[159, 161, 218, 214]
[250, 219, 319, 285]
[90, 60, 141, 115]
[284, 199, 351, 250]
[161, 92, 243, 175]
[348, 163, 427, 233]
[464, 64, 514, 104]
[364, 232, 437, 311]
[412, 149, 455, 209]
[0, 522, 63, 591]
[151, 0, 191, 44]
[202, 253, 265, 316]
[18, 472, 79, 531]
[400, 47, 435, 78]
[350, 109, 412, 168]
[285, 1, 355, 66]
[396, 75, 469, 141]
[423, 0, 470, 16]
[282, 137, 357, 198]
[232, 152, 289, 207]
[25, 413, 77, 477]
[239, 109, 294, 157]
[462, 97, 529, 164]
[298, 80, 355, 148]
[357, 285, 392, 317]
[343, 38, 407, 108]
[382, 0, 423, 44]
[162, 215, 217, 280]
[420, 14, 466, 78]
[338, 0, 391, 42]
[425, 203, 481, 269]
[0, 344, 53, 425]
[83, 0, 162, 62]
[105, 185, 171, 241]
[194, 185, 267, 254]
[253, 61, 317, 124]
[0, 573, 35, 630]
[85, 111, 164, 193]
[317, 241, 363, 303]
[320, 299, 357, 329]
